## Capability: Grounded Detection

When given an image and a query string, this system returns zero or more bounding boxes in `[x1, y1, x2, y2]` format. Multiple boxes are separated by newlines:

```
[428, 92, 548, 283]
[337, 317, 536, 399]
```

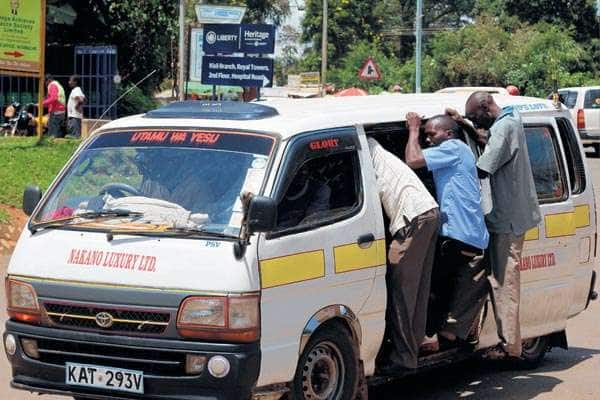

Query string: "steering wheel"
[99, 183, 140, 198]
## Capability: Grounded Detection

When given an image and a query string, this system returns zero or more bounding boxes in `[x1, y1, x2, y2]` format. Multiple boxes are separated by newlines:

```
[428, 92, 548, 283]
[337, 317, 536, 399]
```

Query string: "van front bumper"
[4, 320, 260, 400]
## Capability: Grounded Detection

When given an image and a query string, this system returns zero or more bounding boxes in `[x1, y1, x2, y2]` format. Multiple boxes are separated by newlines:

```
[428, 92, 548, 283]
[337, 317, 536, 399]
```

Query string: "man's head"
[423, 115, 462, 146]
[68, 75, 79, 89]
[465, 91, 501, 130]
[45, 74, 54, 86]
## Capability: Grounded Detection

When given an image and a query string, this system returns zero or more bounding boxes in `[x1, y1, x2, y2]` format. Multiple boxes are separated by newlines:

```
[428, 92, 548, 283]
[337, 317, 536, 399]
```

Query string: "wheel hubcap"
[301, 341, 345, 400]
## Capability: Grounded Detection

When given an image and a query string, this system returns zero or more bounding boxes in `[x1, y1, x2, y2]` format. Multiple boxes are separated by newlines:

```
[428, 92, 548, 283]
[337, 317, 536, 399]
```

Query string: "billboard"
[0, 0, 44, 74]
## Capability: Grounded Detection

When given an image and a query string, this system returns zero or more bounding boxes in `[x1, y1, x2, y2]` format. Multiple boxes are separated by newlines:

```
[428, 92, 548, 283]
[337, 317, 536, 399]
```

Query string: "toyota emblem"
[95, 312, 114, 328]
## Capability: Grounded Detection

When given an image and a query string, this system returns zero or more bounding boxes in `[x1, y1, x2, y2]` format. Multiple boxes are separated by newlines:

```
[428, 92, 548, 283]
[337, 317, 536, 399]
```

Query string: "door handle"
[357, 233, 375, 249]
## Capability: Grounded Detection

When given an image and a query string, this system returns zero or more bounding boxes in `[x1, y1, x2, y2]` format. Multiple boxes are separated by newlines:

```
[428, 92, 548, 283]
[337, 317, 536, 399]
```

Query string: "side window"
[558, 91, 578, 109]
[584, 89, 600, 109]
[525, 126, 568, 203]
[275, 151, 361, 233]
[556, 117, 586, 194]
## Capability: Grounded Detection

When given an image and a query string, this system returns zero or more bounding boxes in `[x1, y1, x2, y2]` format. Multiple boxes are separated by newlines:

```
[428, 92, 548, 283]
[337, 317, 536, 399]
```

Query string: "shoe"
[419, 335, 440, 353]
[438, 330, 457, 342]
[446, 313, 458, 324]
[482, 344, 508, 360]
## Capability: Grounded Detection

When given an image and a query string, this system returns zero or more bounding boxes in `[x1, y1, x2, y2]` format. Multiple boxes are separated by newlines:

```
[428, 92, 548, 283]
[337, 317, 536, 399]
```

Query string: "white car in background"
[559, 86, 600, 154]
[436, 86, 510, 94]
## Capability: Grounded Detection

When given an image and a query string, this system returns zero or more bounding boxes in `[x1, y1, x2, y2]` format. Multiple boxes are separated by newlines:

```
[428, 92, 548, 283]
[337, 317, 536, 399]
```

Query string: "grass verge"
[0, 137, 80, 208]
[0, 208, 8, 224]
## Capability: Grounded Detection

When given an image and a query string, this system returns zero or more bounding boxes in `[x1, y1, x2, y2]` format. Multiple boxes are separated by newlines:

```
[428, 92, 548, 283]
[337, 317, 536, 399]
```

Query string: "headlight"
[5, 278, 41, 324]
[178, 297, 226, 327]
[177, 294, 259, 342]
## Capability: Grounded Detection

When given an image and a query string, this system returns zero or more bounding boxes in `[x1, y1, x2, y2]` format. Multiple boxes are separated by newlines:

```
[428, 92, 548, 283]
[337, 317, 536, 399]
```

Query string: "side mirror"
[23, 185, 42, 216]
[246, 195, 277, 234]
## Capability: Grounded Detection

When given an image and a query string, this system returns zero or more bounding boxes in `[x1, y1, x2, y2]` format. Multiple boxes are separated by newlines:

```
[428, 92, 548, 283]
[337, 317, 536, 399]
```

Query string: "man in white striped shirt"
[368, 138, 440, 371]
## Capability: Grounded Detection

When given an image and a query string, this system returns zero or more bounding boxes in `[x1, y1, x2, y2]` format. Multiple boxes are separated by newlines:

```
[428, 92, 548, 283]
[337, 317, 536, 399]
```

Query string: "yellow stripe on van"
[334, 239, 386, 273]
[574, 205, 591, 228]
[544, 212, 576, 238]
[524, 226, 539, 241]
[260, 250, 325, 289]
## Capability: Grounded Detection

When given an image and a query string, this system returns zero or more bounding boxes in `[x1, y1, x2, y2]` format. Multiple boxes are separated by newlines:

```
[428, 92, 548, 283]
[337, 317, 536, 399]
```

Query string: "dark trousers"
[67, 117, 82, 138]
[428, 237, 487, 340]
[385, 208, 440, 369]
[48, 112, 65, 138]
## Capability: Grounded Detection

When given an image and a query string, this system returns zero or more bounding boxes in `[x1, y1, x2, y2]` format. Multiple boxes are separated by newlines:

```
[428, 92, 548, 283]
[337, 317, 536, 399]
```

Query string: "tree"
[198, 0, 290, 25]
[422, 17, 588, 96]
[504, 0, 598, 42]
[44, 0, 290, 94]
[328, 41, 407, 93]
[302, 0, 384, 69]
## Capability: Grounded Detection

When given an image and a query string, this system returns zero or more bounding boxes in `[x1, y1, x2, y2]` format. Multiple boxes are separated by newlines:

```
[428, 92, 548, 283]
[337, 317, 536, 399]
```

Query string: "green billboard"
[0, 0, 44, 74]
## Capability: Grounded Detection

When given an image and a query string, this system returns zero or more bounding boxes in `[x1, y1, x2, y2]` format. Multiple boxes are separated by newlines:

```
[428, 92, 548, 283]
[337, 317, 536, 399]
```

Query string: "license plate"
[65, 362, 144, 394]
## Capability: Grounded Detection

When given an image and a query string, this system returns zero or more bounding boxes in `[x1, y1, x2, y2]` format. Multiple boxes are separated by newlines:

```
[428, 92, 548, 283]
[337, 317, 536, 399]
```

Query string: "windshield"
[33, 129, 276, 236]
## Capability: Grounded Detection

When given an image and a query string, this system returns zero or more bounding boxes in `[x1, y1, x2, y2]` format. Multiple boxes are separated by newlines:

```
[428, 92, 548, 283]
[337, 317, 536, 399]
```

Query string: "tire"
[289, 322, 359, 400]
[513, 335, 549, 369]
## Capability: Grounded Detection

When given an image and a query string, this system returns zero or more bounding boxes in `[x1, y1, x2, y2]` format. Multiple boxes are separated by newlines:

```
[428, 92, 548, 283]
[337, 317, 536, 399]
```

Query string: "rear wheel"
[514, 335, 549, 369]
[289, 322, 359, 400]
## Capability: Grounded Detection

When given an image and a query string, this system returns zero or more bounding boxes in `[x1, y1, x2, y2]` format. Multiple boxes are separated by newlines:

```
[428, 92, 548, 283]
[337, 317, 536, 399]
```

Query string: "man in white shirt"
[367, 138, 440, 372]
[67, 75, 85, 138]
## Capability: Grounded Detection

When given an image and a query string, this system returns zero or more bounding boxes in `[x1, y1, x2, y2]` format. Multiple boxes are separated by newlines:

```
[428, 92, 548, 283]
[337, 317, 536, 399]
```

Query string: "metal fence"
[1, 45, 118, 120]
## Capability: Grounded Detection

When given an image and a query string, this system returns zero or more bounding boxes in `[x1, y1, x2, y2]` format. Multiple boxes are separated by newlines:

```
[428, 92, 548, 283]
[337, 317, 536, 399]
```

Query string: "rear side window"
[584, 89, 600, 109]
[525, 126, 568, 203]
[558, 91, 578, 109]
[556, 118, 586, 194]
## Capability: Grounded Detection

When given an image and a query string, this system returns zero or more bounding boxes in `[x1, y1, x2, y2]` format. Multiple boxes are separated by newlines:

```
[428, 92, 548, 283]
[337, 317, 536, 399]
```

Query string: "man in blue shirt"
[405, 112, 490, 349]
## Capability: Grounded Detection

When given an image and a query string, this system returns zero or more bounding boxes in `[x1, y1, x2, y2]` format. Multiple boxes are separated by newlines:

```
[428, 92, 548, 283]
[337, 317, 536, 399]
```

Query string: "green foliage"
[302, 0, 384, 68]
[504, 0, 598, 42]
[0, 209, 8, 224]
[423, 17, 587, 96]
[0, 138, 80, 208]
[327, 42, 407, 92]
[116, 85, 159, 118]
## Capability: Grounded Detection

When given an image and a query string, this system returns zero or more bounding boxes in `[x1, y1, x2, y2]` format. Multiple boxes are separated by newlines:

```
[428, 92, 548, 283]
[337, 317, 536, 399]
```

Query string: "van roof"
[99, 93, 562, 140]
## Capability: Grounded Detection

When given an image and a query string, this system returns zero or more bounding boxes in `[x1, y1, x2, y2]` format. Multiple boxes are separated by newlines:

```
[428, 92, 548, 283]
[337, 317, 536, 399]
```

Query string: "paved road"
[1, 156, 600, 400]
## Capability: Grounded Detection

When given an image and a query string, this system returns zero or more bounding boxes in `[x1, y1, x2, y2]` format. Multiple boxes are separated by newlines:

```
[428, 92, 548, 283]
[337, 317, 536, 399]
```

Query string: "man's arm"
[404, 112, 426, 169]
[477, 121, 514, 175]
[43, 83, 57, 107]
[445, 107, 487, 147]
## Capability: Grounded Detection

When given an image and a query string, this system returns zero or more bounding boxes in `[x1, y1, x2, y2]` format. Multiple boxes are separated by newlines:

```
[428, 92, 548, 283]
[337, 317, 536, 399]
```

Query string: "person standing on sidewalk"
[43, 74, 66, 138]
[67, 75, 86, 138]
[462, 91, 541, 358]
[367, 137, 440, 372]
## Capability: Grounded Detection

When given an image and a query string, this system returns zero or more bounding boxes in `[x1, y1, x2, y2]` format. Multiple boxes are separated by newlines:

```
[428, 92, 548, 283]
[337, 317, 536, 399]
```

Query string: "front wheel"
[513, 335, 549, 369]
[289, 322, 359, 400]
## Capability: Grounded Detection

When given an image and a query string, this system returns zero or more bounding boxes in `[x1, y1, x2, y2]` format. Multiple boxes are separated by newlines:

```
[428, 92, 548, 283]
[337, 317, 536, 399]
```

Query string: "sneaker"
[420, 335, 440, 353]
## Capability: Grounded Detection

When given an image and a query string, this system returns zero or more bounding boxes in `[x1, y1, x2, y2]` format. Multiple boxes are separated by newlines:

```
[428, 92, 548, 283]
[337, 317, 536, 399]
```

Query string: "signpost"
[203, 24, 276, 54]
[0, 0, 46, 136]
[189, 28, 204, 82]
[200, 23, 276, 97]
[358, 57, 381, 81]
[195, 5, 246, 25]
[201, 56, 273, 87]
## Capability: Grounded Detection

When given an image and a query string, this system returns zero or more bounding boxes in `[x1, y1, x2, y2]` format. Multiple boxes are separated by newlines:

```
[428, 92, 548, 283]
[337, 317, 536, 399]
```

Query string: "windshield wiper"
[29, 209, 143, 234]
[105, 226, 237, 242]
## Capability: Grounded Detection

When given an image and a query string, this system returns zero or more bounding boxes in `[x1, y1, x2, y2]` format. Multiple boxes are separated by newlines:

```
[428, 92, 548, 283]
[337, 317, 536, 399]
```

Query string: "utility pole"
[178, 0, 186, 101]
[415, 0, 423, 93]
[321, 0, 328, 96]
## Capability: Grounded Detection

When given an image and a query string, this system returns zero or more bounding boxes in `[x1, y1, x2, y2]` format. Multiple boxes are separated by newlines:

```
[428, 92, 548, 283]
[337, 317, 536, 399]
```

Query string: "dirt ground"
[0, 205, 27, 255]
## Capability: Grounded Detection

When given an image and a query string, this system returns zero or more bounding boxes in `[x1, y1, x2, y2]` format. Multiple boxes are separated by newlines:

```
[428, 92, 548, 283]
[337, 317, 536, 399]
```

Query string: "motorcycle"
[1, 102, 36, 136]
